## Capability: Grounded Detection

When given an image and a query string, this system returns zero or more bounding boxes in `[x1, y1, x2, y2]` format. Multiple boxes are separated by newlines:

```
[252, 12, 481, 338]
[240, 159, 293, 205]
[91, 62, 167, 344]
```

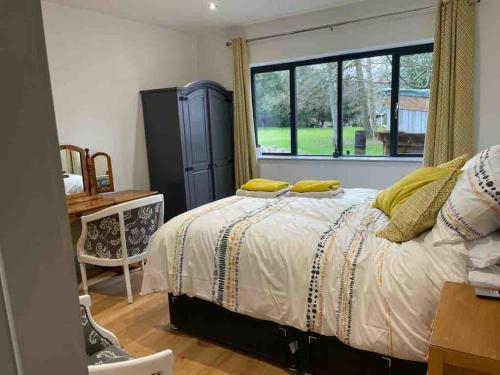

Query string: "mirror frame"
[59, 144, 90, 200]
[90, 152, 114, 194]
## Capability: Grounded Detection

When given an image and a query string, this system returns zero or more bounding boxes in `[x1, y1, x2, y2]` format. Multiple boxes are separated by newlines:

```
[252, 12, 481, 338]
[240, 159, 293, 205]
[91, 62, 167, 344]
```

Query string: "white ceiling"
[44, 0, 366, 31]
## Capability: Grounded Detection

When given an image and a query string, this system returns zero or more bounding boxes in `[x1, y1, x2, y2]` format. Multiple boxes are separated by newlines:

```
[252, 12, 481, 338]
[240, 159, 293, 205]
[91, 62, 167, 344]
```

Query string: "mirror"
[91, 152, 114, 193]
[60, 145, 89, 198]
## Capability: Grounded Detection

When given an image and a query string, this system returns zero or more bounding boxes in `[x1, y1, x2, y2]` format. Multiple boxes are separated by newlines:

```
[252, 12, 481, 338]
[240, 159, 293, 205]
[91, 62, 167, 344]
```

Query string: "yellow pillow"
[291, 180, 341, 193]
[372, 167, 455, 217]
[240, 178, 289, 192]
[437, 153, 469, 169]
[377, 169, 459, 242]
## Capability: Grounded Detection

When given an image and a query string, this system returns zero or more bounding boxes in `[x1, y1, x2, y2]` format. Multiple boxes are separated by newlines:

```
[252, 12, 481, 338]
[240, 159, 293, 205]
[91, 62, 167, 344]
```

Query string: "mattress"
[141, 188, 467, 362]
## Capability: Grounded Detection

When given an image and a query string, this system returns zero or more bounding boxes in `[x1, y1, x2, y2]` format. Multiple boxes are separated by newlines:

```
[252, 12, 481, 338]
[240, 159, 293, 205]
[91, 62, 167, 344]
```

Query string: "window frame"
[251, 43, 434, 158]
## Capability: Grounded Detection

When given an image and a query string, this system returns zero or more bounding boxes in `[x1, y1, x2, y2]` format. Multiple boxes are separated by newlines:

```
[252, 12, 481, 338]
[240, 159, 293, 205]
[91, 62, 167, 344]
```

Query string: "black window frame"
[251, 43, 433, 158]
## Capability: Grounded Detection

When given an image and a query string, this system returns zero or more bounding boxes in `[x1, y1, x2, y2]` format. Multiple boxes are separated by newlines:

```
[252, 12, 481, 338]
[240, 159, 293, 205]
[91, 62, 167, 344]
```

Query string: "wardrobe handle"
[184, 166, 193, 172]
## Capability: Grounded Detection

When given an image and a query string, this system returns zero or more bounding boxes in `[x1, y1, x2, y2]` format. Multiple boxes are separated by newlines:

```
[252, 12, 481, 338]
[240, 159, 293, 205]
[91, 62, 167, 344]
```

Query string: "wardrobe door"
[208, 89, 235, 200]
[181, 89, 214, 209]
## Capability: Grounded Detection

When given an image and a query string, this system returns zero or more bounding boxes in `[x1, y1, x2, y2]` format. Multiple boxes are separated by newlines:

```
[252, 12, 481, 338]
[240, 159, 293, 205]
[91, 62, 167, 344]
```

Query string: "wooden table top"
[430, 282, 500, 362]
[67, 190, 158, 217]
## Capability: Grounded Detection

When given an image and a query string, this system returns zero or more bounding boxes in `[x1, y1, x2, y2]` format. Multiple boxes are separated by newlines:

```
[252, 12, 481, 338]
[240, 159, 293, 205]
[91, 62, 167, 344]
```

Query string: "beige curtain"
[423, 0, 476, 166]
[232, 37, 258, 187]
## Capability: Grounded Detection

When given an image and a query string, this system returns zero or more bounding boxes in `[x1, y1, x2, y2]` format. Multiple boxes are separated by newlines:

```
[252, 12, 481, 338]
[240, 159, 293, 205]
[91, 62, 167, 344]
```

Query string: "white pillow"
[463, 231, 500, 268]
[432, 145, 500, 245]
[468, 265, 500, 289]
[461, 150, 481, 171]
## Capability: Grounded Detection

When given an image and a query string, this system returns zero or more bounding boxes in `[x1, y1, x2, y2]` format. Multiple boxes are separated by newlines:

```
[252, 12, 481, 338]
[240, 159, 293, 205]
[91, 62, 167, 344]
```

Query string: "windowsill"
[257, 155, 423, 163]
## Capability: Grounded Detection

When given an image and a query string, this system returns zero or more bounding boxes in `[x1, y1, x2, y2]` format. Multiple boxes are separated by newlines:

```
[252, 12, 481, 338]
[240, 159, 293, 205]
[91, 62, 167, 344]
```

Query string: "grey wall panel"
[0, 1, 87, 373]
[0, 252, 18, 375]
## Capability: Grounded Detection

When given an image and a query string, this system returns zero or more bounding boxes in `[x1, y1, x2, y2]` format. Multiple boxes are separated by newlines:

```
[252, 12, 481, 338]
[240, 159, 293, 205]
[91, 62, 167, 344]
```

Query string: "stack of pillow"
[373, 153, 469, 243]
[431, 145, 500, 290]
[287, 180, 343, 198]
[374, 145, 500, 290]
[237, 179, 343, 199]
[237, 178, 290, 198]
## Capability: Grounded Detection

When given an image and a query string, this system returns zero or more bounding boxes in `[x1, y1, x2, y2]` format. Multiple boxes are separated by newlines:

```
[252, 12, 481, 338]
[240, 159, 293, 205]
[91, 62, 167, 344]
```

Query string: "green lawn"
[257, 127, 385, 156]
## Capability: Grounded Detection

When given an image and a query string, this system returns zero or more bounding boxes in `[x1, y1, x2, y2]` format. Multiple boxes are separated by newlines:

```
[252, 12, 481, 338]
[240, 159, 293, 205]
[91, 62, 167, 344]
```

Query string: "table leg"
[428, 348, 444, 375]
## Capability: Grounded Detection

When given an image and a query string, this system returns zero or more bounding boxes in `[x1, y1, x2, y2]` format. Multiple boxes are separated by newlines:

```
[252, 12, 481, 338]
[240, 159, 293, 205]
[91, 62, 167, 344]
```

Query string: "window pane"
[296, 63, 337, 156]
[342, 56, 392, 156]
[254, 70, 291, 153]
[398, 52, 433, 154]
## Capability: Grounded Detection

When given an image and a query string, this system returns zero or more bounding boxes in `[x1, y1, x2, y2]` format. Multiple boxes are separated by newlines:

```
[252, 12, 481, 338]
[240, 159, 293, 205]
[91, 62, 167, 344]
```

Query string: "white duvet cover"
[141, 188, 467, 362]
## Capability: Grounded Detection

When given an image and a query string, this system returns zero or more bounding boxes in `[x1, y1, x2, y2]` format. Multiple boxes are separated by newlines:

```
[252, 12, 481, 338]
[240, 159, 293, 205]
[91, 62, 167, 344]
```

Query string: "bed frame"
[168, 294, 427, 375]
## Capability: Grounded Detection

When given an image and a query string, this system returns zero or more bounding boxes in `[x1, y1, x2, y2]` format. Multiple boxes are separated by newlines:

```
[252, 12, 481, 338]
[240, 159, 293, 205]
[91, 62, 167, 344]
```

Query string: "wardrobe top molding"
[140, 80, 233, 98]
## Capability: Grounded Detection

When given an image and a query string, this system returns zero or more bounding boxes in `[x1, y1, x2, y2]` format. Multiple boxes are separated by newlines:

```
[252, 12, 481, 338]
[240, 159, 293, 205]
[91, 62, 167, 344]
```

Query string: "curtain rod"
[225, 0, 480, 47]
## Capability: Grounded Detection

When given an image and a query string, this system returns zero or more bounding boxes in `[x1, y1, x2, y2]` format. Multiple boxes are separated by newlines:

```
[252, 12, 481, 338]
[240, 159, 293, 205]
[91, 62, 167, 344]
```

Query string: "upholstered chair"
[77, 195, 164, 303]
[79, 294, 174, 374]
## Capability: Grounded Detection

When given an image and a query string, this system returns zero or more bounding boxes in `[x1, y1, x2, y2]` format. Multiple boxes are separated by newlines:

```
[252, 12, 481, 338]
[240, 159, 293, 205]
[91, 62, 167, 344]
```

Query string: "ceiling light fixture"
[209, 2, 218, 10]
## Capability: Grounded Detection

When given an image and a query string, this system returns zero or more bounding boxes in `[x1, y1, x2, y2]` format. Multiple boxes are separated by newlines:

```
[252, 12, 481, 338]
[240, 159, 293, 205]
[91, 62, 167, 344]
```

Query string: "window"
[251, 44, 433, 157]
[398, 52, 433, 155]
[342, 55, 391, 156]
[296, 62, 337, 155]
[254, 70, 291, 153]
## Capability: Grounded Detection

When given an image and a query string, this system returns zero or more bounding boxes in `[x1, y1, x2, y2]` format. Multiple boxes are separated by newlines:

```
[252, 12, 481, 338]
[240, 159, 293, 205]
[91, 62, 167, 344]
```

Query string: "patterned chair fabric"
[124, 202, 162, 257]
[86, 345, 132, 366]
[83, 202, 161, 259]
[80, 305, 113, 356]
[84, 214, 121, 258]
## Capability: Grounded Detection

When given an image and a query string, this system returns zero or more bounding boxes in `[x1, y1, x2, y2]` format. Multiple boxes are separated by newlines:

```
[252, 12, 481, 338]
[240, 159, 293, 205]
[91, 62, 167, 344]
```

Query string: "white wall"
[475, 0, 500, 152]
[198, 0, 500, 189]
[258, 158, 421, 189]
[42, 1, 198, 191]
[197, 0, 435, 188]
[197, 28, 241, 90]
[42, 0, 500, 191]
[244, 0, 435, 65]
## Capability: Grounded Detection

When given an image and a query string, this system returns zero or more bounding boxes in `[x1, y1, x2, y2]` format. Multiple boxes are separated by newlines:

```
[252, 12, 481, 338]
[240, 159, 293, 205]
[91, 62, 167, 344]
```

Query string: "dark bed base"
[168, 294, 427, 375]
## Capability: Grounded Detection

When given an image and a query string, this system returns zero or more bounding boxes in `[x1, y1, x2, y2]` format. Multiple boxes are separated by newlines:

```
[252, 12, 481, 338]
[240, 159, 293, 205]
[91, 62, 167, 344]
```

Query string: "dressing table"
[67, 190, 158, 223]
[59, 145, 159, 222]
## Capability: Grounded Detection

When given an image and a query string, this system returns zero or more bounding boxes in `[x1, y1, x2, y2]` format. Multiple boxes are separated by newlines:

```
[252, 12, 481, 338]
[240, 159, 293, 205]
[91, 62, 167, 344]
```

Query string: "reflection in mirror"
[92, 153, 114, 193]
[60, 149, 85, 195]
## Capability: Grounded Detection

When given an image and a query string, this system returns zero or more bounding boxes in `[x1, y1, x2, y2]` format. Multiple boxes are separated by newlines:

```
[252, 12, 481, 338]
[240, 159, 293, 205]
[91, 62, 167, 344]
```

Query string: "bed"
[63, 173, 84, 195]
[141, 188, 468, 374]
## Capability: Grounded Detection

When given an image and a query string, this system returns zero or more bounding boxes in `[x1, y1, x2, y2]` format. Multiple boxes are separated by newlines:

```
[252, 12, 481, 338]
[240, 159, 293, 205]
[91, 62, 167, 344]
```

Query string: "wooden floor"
[83, 269, 288, 374]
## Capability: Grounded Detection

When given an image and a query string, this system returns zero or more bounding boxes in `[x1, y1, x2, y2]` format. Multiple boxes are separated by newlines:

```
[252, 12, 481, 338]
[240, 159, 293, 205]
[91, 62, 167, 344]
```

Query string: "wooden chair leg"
[80, 263, 88, 294]
[123, 264, 133, 304]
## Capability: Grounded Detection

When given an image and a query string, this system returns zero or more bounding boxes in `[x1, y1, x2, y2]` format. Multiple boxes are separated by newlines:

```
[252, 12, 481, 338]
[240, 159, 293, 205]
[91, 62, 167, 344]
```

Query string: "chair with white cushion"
[79, 294, 174, 374]
[77, 195, 164, 303]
